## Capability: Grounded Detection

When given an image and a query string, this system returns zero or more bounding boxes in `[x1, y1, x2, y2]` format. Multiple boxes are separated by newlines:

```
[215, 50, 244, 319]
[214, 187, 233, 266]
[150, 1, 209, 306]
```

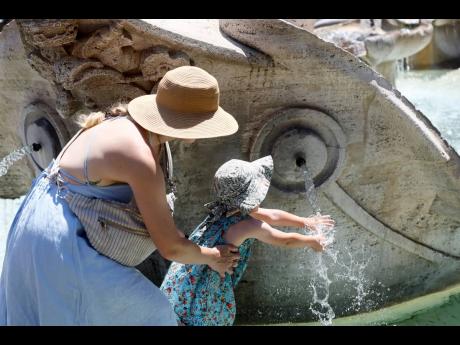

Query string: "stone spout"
[1, 19, 459, 323]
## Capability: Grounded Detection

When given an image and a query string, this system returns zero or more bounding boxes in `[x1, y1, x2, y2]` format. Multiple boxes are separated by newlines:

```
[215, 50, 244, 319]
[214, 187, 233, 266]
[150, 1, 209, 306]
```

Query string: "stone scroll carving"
[16, 20, 191, 118]
[19, 19, 78, 48]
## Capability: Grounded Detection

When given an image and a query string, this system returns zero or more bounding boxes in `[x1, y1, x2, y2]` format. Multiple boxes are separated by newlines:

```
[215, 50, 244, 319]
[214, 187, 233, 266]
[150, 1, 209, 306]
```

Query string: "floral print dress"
[160, 213, 254, 326]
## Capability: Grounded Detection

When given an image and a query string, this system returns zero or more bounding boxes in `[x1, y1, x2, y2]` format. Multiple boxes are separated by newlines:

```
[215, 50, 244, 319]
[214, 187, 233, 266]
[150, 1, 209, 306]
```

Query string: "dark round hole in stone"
[295, 156, 306, 167]
[32, 143, 42, 152]
[25, 117, 60, 171]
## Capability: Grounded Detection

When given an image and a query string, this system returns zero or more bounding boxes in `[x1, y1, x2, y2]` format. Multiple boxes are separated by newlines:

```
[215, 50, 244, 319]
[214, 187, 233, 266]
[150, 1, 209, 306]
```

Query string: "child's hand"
[308, 234, 327, 252]
[304, 214, 335, 232]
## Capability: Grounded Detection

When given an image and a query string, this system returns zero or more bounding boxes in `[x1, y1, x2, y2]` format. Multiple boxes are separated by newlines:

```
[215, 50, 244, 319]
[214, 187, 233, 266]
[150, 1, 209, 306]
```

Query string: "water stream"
[0, 145, 34, 177]
[302, 166, 380, 325]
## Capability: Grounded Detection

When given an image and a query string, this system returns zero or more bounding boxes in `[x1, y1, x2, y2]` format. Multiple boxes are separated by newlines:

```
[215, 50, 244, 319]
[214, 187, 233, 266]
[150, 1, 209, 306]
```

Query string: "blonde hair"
[77, 103, 130, 129]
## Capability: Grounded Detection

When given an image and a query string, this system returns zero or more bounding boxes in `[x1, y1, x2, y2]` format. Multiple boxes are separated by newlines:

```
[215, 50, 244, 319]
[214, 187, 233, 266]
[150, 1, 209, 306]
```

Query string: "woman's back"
[59, 116, 155, 189]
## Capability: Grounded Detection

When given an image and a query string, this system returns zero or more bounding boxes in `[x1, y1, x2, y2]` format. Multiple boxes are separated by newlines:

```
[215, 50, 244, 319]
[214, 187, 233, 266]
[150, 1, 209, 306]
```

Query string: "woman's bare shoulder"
[101, 120, 160, 182]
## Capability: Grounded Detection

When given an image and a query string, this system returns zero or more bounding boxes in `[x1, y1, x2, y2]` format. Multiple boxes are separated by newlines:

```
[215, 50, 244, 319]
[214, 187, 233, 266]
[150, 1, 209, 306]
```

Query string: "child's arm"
[223, 218, 326, 252]
[249, 207, 335, 232]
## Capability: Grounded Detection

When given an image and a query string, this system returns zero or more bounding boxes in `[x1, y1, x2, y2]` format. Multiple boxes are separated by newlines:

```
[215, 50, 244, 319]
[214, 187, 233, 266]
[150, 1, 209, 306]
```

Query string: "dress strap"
[53, 128, 85, 169]
[83, 128, 102, 185]
[46, 128, 86, 186]
[49, 115, 126, 185]
[81, 115, 124, 185]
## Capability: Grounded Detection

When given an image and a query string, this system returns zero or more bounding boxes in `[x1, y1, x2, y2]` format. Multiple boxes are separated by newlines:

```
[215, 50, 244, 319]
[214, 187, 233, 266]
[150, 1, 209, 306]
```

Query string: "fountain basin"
[271, 282, 460, 326]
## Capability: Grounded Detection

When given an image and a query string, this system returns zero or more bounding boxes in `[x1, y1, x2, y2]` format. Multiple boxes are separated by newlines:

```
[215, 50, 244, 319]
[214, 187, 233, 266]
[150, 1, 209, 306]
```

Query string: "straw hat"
[128, 66, 239, 139]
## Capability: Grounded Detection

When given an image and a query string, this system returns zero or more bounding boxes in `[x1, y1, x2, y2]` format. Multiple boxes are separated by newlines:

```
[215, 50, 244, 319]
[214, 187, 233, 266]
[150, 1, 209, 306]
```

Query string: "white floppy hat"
[212, 155, 274, 214]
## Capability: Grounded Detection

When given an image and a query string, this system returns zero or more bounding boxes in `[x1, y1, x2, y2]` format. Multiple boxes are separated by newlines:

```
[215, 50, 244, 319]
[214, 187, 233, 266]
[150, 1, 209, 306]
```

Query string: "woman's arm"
[223, 218, 325, 252]
[249, 207, 335, 232]
[105, 134, 240, 277]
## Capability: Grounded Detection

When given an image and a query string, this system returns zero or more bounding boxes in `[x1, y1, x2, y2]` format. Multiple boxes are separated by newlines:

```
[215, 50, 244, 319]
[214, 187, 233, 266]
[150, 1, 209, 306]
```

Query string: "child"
[160, 156, 335, 326]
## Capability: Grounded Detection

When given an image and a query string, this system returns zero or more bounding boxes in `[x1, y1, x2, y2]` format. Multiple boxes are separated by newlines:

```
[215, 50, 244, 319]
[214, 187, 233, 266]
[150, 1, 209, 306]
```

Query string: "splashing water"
[307, 243, 335, 325]
[302, 168, 335, 325]
[302, 167, 382, 325]
[0, 145, 34, 177]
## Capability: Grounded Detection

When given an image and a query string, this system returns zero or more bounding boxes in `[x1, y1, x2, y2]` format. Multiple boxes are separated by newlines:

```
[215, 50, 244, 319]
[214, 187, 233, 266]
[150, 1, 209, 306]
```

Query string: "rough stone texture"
[19, 19, 78, 48]
[1, 19, 459, 323]
[0, 21, 65, 197]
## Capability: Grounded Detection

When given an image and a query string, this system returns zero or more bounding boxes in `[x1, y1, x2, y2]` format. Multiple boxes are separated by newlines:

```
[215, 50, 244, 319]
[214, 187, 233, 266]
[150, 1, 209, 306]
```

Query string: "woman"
[0, 66, 241, 325]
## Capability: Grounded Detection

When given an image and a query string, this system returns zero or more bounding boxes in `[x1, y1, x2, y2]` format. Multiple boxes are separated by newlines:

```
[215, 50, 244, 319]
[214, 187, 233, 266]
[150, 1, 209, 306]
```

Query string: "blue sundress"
[0, 159, 177, 325]
[160, 213, 255, 326]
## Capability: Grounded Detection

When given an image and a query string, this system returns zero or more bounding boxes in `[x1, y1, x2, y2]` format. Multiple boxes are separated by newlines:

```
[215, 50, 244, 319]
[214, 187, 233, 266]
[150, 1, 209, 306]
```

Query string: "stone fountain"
[0, 19, 459, 323]
[409, 19, 460, 69]
[295, 19, 434, 84]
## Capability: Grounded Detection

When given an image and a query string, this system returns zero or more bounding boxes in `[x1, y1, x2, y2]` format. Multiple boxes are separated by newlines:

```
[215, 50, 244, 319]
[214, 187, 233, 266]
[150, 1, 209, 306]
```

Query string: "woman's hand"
[304, 214, 335, 233]
[207, 244, 240, 278]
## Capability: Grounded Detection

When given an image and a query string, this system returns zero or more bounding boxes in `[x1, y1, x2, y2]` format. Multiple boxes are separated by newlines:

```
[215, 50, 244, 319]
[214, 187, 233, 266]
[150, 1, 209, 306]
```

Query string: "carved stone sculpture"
[296, 19, 434, 84]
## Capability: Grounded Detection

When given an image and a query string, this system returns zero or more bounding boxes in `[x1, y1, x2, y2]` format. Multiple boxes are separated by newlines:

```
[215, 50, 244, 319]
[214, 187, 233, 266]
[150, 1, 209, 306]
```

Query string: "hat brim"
[239, 156, 274, 214]
[128, 94, 239, 139]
